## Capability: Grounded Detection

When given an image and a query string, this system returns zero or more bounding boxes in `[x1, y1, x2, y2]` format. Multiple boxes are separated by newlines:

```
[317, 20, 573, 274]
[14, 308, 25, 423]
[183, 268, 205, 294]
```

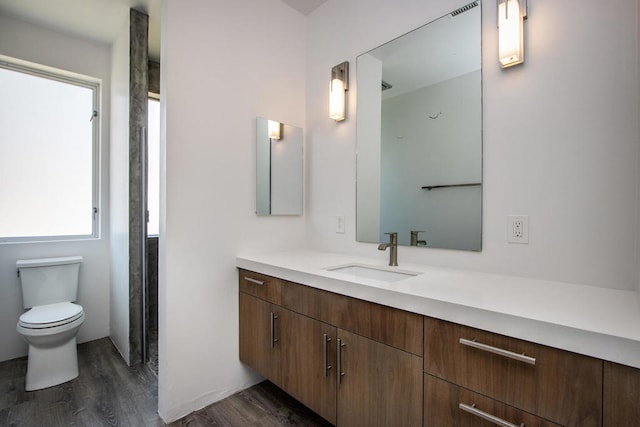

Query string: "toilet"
[16, 256, 85, 391]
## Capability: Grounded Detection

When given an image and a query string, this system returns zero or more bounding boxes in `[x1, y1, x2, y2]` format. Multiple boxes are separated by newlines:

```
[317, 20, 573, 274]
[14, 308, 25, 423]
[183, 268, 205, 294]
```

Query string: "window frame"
[0, 57, 101, 243]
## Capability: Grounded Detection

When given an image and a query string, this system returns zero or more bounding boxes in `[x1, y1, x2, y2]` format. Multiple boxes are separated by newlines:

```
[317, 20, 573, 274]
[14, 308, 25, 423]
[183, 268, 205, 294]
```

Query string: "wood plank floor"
[171, 382, 332, 427]
[0, 338, 332, 426]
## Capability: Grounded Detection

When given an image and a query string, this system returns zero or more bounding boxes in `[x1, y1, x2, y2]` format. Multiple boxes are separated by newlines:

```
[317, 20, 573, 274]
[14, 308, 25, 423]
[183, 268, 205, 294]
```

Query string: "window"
[147, 97, 160, 236]
[0, 58, 99, 242]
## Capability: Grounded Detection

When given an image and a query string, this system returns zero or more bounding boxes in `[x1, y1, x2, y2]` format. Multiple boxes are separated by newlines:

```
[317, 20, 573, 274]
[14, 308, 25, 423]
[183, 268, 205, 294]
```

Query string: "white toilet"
[16, 256, 85, 391]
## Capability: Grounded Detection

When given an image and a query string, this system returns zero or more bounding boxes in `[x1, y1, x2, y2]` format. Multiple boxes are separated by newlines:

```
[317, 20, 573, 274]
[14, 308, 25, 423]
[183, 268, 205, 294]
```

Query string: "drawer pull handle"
[244, 277, 265, 286]
[459, 403, 524, 427]
[323, 334, 332, 377]
[270, 312, 279, 348]
[459, 338, 536, 365]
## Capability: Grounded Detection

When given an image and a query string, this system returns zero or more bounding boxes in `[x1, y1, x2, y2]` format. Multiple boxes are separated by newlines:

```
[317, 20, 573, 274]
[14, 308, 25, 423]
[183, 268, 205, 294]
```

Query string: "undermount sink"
[326, 264, 420, 282]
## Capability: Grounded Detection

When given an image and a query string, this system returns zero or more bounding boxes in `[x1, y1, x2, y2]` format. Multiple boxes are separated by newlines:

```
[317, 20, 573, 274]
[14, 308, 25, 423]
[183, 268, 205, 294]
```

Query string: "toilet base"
[25, 337, 79, 391]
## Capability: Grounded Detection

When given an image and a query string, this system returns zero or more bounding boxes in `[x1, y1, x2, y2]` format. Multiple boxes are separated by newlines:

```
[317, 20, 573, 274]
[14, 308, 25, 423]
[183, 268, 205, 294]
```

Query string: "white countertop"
[237, 250, 640, 369]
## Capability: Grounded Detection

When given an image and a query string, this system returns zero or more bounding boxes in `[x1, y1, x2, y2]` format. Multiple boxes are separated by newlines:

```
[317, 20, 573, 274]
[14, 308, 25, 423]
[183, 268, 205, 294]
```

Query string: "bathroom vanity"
[237, 251, 640, 426]
[239, 269, 422, 425]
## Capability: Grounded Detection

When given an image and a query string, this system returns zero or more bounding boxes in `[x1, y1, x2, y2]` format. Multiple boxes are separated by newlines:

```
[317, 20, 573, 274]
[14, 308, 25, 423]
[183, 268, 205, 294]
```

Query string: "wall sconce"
[329, 61, 349, 121]
[268, 120, 281, 140]
[498, 0, 527, 68]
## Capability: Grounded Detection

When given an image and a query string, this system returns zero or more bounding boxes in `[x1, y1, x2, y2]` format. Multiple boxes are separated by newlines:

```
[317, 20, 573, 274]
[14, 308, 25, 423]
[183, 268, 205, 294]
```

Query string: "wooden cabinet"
[337, 329, 422, 426]
[424, 317, 602, 426]
[240, 291, 338, 424]
[239, 268, 639, 427]
[238, 269, 423, 426]
[603, 361, 640, 426]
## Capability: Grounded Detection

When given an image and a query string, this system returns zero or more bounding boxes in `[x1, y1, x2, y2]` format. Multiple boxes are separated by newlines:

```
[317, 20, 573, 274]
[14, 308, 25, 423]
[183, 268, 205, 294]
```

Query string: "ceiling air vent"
[451, 1, 478, 17]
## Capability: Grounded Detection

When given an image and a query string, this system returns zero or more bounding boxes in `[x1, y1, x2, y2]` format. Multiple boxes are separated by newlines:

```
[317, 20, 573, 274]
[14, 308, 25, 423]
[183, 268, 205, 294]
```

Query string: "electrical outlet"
[513, 219, 523, 237]
[508, 215, 529, 244]
[336, 215, 345, 233]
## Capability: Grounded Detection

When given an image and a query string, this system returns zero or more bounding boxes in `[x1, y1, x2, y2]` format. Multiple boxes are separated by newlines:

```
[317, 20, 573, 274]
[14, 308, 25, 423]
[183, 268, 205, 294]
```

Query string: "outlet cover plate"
[336, 215, 345, 233]
[508, 215, 529, 244]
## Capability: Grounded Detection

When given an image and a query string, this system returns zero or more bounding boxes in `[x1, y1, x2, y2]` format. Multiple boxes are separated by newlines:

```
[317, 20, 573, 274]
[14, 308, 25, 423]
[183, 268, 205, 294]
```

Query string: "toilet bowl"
[16, 256, 85, 391]
[17, 302, 85, 391]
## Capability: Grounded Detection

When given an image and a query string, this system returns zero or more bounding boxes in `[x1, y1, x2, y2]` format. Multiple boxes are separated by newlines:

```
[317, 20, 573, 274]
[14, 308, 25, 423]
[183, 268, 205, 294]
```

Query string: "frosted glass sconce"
[498, 0, 527, 68]
[329, 61, 349, 121]
[268, 120, 281, 140]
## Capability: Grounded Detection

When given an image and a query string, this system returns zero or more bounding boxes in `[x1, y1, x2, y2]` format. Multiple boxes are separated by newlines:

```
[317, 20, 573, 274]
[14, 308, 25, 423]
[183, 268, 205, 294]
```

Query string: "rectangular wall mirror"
[356, 1, 482, 251]
[256, 117, 303, 216]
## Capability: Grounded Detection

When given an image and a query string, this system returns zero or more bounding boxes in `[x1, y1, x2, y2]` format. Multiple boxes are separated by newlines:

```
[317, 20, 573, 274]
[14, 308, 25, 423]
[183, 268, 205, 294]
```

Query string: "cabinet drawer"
[425, 374, 561, 427]
[238, 269, 282, 304]
[424, 317, 602, 426]
[282, 281, 423, 356]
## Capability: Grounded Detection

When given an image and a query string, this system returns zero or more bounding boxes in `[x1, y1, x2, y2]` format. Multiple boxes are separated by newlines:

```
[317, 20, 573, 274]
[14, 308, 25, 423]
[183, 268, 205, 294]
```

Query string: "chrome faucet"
[378, 232, 398, 266]
[410, 230, 427, 246]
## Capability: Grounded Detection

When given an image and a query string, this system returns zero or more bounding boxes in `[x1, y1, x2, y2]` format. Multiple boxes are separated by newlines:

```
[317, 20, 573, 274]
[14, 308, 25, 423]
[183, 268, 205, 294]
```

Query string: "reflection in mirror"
[256, 117, 303, 216]
[356, 1, 482, 251]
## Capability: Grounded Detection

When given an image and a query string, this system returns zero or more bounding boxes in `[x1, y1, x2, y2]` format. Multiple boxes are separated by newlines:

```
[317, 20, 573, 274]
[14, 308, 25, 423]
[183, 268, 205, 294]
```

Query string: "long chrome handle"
[459, 338, 536, 365]
[337, 338, 346, 384]
[459, 403, 524, 427]
[270, 312, 278, 348]
[244, 277, 265, 286]
[323, 334, 332, 377]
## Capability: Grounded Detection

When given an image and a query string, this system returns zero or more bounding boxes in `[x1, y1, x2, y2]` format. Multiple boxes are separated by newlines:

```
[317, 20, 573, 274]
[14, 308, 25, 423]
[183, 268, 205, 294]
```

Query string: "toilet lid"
[19, 302, 83, 328]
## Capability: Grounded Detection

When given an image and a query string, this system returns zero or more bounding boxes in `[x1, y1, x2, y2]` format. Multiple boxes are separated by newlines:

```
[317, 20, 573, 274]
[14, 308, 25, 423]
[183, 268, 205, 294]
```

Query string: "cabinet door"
[604, 361, 640, 426]
[281, 311, 337, 425]
[239, 292, 282, 387]
[337, 329, 423, 427]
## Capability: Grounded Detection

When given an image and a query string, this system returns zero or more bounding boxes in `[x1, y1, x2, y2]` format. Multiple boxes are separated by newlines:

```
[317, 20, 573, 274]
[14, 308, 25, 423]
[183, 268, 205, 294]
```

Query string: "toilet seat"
[18, 302, 84, 329]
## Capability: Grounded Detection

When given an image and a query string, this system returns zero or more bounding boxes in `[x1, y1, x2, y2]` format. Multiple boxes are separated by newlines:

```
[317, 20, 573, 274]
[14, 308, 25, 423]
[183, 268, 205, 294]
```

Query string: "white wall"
[306, 0, 640, 291]
[109, 15, 131, 364]
[159, 0, 307, 421]
[0, 14, 111, 362]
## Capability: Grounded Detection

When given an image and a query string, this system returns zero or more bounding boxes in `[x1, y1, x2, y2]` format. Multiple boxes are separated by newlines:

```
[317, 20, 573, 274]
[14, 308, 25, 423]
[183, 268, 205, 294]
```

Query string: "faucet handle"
[410, 230, 427, 246]
[384, 232, 398, 243]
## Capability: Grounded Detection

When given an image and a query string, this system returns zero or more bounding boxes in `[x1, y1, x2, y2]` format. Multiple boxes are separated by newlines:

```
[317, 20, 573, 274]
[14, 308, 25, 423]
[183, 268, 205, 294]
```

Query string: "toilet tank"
[16, 256, 83, 308]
